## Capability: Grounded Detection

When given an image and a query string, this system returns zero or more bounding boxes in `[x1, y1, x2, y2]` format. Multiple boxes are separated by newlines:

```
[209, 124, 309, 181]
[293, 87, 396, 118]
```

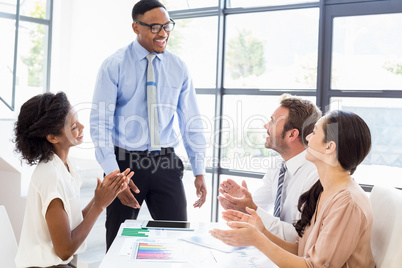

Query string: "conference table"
[99, 219, 278, 268]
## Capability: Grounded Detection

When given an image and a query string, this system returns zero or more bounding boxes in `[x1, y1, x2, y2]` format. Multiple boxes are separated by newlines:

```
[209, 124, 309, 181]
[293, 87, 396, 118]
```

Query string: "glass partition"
[228, 0, 318, 8]
[224, 8, 319, 90]
[330, 97, 402, 188]
[16, 20, 48, 103]
[20, 0, 47, 18]
[0, 0, 50, 114]
[168, 16, 218, 88]
[175, 94, 216, 169]
[0, 18, 15, 111]
[0, 0, 16, 14]
[332, 13, 402, 90]
[160, 0, 217, 11]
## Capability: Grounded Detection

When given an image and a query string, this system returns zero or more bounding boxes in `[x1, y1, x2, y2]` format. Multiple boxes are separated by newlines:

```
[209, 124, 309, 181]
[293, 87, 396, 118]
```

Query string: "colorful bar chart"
[134, 242, 176, 260]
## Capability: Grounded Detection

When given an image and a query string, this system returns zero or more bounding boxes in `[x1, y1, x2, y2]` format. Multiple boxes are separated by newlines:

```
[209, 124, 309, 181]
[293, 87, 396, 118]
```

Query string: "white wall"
[0, 120, 34, 241]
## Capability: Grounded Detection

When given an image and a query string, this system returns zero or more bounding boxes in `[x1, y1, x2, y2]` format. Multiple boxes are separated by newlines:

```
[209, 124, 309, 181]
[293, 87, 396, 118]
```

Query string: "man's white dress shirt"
[254, 150, 318, 242]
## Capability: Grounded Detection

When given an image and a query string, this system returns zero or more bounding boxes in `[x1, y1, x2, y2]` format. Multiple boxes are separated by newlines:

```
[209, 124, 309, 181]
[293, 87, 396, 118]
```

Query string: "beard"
[265, 135, 289, 155]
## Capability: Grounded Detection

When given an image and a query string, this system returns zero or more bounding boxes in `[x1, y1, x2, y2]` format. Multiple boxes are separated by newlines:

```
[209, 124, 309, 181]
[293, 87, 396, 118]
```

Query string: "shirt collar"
[284, 150, 307, 176]
[133, 38, 165, 62]
[51, 153, 76, 179]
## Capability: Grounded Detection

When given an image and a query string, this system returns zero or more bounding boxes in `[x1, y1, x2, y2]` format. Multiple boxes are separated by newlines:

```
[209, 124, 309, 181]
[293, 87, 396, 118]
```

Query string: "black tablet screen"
[146, 221, 190, 229]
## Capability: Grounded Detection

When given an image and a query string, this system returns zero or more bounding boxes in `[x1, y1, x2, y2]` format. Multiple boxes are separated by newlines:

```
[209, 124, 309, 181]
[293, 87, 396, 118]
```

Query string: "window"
[160, 0, 218, 11]
[224, 8, 319, 89]
[0, 0, 51, 118]
[0, 18, 15, 111]
[332, 13, 402, 90]
[228, 0, 318, 8]
[175, 94, 216, 169]
[330, 97, 402, 188]
[168, 16, 218, 88]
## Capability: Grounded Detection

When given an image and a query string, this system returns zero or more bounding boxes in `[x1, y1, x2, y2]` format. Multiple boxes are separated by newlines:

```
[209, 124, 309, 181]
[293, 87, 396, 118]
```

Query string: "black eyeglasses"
[134, 19, 175, 34]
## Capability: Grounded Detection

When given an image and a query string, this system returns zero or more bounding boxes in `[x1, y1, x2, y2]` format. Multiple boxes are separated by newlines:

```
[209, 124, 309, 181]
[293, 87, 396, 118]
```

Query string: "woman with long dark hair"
[210, 110, 375, 267]
[14, 92, 137, 268]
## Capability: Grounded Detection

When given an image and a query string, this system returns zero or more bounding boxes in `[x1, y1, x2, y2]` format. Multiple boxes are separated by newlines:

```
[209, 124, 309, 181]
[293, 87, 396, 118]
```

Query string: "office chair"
[370, 185, 402, 268]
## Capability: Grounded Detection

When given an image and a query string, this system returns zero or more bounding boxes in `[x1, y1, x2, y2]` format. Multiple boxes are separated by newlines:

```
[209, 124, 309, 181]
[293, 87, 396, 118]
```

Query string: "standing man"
[90, 0, 207, 250]
[219, 94, 321, 242]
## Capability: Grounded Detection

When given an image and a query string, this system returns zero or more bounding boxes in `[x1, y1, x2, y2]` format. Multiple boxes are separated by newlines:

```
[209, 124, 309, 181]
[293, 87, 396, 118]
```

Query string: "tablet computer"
[141, 220, 194, 231]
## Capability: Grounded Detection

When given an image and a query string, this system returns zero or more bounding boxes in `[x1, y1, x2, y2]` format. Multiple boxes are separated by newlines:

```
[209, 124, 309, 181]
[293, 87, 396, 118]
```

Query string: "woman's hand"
[209, 221, 263, 247]
[94, 169, 133, 210]
[222, 207, 265, 232]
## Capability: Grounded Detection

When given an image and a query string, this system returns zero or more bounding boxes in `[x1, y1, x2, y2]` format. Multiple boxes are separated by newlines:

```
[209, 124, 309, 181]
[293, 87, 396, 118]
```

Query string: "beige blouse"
[297, 180, 375, 268]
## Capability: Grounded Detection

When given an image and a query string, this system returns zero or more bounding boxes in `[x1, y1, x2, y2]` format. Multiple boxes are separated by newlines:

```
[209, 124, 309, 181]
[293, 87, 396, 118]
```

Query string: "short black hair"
[132, 0, 166, 21]
[14, 91, 71, 165]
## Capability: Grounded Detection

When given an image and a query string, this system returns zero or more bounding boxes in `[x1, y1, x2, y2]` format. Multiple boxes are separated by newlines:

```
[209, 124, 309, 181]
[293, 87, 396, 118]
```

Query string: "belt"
[121, 147, 175, 157]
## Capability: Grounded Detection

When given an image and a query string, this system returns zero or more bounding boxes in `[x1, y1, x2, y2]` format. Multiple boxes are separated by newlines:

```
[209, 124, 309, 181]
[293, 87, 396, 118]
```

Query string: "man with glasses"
[90, 0, 207, 250]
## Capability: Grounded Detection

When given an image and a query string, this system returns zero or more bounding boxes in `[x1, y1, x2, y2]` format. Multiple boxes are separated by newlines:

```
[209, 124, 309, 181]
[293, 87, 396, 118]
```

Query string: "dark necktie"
[273, 162, 287, 218]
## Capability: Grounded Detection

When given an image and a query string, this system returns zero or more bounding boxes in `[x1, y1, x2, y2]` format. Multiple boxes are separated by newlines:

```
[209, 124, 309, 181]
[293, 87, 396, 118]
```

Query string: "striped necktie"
[273, 162, 287, 218]
[146, 54, 161, 151]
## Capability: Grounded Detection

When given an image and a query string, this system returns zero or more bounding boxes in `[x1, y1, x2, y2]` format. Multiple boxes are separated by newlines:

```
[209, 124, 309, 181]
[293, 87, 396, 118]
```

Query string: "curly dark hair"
[14, 92, 71, 165]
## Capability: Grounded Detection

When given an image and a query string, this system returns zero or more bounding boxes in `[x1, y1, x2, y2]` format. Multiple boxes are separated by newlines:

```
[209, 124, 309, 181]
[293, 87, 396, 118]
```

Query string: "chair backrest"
[370, 185, 402, 268]
[0, 205, 18, 268]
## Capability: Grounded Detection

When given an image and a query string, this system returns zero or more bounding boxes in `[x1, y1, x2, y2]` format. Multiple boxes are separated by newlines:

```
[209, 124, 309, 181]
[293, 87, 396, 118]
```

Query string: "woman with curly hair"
[14, 92, 138, 268]
[210, 110, 375, 268]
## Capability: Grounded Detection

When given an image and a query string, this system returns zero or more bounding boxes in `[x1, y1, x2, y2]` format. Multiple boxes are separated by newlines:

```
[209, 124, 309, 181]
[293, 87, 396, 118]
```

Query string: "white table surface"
[99, 220, 278, 268]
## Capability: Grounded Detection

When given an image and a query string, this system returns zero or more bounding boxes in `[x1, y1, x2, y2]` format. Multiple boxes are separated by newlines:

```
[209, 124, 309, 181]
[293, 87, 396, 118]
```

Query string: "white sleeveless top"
[16, 154, 86, 267]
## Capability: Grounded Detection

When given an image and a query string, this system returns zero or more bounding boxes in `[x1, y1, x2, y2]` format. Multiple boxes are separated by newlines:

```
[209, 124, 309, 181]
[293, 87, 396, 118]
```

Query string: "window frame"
[0, 0, 53, 111]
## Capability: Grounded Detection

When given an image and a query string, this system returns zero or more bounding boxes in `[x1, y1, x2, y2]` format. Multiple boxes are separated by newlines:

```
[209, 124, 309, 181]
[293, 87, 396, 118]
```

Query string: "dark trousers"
[105, 147, 187, 250]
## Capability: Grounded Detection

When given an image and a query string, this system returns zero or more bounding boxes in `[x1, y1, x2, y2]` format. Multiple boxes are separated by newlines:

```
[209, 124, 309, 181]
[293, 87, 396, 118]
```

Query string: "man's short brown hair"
[280, 94, 322, 146]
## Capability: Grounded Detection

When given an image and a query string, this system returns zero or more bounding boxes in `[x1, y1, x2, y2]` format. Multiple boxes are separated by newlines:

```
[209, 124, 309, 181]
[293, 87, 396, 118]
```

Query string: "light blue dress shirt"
[90, 39, 206, 176]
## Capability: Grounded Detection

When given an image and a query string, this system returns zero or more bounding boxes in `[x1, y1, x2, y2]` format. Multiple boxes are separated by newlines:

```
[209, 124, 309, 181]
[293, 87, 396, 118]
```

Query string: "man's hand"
[117, 168, 141, 209]
[193, 174, 207, 208]
[93, 170, 129, 210]
[218, 183, 257, 213]
[219, 179, 248, 198]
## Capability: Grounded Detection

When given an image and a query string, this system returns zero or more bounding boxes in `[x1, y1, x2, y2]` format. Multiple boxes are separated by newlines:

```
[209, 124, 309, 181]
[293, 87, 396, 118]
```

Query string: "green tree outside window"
[21, 2, 45, 87]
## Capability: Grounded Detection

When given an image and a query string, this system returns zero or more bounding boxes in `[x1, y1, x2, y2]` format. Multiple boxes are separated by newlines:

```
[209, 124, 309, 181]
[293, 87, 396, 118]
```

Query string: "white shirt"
[254, 150, 318, 242]
[16, 154, 86, 268]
